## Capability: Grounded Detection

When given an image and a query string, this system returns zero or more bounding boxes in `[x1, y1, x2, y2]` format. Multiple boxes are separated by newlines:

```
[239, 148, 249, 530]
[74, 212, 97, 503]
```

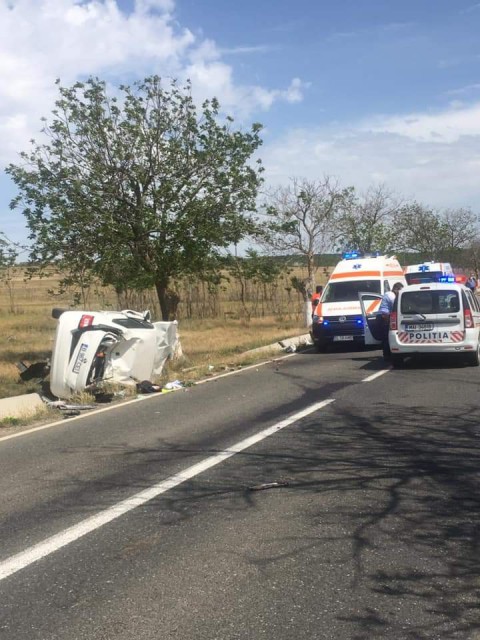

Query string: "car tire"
[390, 354, 404, 368]
[466, 343, 480, 366]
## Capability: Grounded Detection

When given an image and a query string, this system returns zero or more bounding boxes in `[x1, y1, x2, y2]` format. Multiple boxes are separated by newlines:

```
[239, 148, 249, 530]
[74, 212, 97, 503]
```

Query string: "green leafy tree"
[7, 76, 264, 319]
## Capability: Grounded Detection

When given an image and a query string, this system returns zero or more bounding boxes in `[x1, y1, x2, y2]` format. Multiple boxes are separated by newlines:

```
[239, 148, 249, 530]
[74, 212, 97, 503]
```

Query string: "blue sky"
[1, 0, 480, 250]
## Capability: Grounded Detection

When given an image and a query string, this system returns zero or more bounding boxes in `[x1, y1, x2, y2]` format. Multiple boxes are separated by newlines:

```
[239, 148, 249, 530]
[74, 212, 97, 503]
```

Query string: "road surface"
[1, 347, 480, 639]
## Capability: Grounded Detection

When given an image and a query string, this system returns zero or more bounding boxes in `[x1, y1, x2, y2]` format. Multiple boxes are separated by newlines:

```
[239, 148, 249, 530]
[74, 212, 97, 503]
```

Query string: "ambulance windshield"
[322, 280, 381, 303]
[405, 271, 443, 284]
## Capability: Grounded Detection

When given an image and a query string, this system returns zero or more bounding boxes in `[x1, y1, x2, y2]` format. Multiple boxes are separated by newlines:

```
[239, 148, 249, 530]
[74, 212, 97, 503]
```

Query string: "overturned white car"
[50, 308, 178, 399]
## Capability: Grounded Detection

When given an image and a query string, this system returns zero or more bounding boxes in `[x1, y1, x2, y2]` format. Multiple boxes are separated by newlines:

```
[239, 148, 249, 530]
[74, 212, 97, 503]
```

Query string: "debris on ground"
[16, 361, 51, 381]
[163, 380, 184, 391]
[247, 481, 290, 492]
[45, 400, 97, 411]
[62, 410, 81, 418]
[136, 380, 162, 394]
[92, 391, 116, 403]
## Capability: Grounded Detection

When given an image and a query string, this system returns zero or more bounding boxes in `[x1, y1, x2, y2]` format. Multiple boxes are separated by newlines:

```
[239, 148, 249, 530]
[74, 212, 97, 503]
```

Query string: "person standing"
[466, 274, 477, 292]
[376, 282, 404, 360]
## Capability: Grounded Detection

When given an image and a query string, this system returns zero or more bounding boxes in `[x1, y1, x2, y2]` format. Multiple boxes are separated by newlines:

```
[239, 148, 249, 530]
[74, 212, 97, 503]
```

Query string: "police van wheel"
[466, 344, 480, 367]
[390, 355, 404, 368]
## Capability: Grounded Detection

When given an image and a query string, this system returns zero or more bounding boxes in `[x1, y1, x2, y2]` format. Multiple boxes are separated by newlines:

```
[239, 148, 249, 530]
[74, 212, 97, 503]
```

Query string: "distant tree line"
[4, 75, 479, 320]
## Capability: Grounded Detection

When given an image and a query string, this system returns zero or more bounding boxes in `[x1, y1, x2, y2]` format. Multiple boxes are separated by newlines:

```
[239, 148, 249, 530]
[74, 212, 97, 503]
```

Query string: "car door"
[359, 293, 383, 345]
[464, 288, 480, 336]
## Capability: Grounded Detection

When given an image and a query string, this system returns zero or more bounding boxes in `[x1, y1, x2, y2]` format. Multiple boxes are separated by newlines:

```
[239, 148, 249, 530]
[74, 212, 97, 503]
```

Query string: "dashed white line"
[362, 369, 390, 383]
[0, 398, 335, 582]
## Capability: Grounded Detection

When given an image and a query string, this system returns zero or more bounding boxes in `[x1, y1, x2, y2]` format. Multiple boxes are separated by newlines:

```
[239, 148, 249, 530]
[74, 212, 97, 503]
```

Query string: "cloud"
[220, 45, 276, 55]
[362, 102, 480, 143]
[261, 103, 480, 210]
[0, 0, 305, 165]
[445, 83, 480, 96]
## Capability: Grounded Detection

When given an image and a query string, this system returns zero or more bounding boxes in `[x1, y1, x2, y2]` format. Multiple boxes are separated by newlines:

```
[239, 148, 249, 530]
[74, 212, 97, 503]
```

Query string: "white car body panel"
[50, 310, 178, 398]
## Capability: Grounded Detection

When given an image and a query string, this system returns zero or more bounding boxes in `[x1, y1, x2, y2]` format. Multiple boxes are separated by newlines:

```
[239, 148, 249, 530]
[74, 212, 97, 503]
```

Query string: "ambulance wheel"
[315, 340, 328, 353]
[466, 344, 480, 366]
[390, 355, 404, 368]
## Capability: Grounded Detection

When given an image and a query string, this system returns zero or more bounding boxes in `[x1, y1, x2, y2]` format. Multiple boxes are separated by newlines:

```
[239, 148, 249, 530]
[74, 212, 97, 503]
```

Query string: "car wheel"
[466, 343, 480, 366]
[390, 354, 404, 368]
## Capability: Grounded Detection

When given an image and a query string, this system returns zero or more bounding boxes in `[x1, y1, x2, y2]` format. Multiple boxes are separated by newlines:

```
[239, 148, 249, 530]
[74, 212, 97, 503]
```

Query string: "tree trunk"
[304, 297, 312, 328]
[155, 280, 171, 321]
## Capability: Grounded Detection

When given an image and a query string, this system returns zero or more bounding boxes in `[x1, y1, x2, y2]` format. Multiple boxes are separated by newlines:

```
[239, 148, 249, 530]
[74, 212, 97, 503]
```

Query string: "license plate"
[405, 323, 434, 331]
[72, 343, 88, 373]
[333, 335, 354, 341]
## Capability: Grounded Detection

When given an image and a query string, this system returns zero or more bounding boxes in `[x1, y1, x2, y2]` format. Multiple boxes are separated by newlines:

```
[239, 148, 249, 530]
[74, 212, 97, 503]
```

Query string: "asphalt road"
[1, 346, 480, 640]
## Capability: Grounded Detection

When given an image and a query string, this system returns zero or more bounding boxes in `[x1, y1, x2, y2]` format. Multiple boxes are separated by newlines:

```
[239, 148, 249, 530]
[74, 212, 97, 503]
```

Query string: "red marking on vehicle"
[366, 299, 380, 314]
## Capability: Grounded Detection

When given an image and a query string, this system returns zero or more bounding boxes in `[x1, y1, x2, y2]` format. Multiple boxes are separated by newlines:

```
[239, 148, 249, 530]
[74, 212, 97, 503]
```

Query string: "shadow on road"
[161, 400, 480, 639]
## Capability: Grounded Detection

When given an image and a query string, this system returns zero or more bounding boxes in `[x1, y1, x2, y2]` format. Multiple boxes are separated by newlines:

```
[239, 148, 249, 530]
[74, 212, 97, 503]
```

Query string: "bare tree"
[263, 177, 352, 323]
[394, 203, 478, 264]
[441, 208, 479, 263]
[337, 184, 402, 254]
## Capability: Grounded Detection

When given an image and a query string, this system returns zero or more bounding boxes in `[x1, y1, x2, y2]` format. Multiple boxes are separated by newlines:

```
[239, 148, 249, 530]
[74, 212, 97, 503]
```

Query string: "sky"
[1, 0, 480, 249]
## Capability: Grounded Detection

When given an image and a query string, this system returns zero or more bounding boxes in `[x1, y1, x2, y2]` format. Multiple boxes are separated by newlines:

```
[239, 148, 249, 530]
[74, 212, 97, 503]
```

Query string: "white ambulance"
[311, 252, 406, 351]
[404, 261, 454, 285]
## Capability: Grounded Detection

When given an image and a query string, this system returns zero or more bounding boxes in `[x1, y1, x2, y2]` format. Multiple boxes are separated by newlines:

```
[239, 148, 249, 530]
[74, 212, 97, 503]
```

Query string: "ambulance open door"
[358, 293, 383, 346]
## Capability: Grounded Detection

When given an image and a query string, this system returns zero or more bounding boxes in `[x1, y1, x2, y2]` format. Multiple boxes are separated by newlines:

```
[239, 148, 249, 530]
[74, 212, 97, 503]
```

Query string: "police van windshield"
[322, 280, 381, 303]
[405, 271, 443, 284]
[400, 290, 460, 314]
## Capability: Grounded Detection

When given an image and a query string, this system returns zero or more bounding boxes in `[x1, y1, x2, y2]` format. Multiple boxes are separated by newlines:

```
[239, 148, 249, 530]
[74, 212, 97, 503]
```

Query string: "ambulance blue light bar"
[439, 276, 455, 283]
[343, 251, 360, 260]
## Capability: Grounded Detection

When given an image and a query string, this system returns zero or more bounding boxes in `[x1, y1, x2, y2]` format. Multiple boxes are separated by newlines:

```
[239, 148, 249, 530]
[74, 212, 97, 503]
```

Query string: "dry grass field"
[0, 268, 313, 405]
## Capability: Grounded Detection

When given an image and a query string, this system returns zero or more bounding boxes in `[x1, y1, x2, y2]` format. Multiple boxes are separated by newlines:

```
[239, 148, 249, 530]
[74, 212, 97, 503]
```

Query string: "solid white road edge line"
[0, 398, 335, 582]
[0, 352, 299, 444]
[362, 369, 389, 382]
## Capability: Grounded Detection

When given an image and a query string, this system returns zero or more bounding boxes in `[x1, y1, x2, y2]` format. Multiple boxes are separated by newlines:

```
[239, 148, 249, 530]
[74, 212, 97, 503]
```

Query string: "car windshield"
[400, 290, 460, 314]
[322, 279, 381, 303]
[405, 271, 443, 284]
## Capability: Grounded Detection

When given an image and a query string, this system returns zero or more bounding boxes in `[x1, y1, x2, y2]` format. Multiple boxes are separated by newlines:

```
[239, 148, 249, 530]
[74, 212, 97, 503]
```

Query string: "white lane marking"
[0, 398, 335, 582]
[195, 352, 298, 385]
[0, 353, 299, 444]
[362, 369, 389, 383]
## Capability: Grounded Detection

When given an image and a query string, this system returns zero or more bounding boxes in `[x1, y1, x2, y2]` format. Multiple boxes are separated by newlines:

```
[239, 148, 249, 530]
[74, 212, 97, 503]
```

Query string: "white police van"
[387, 278, 480, 367]
[311, 252, 406, 351]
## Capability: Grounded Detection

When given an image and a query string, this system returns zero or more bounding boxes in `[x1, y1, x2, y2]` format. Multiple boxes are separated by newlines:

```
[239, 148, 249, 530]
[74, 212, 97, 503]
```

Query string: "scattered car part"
[248, 481, 290, 491]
